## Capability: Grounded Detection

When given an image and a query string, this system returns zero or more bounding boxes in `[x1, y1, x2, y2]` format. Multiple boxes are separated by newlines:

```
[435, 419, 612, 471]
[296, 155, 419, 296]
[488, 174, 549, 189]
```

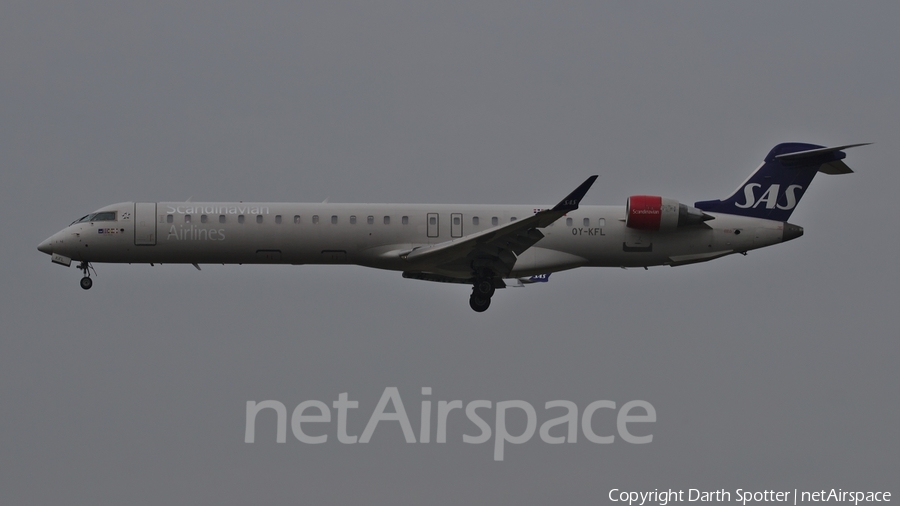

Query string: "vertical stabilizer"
[694, 143, 866, 221]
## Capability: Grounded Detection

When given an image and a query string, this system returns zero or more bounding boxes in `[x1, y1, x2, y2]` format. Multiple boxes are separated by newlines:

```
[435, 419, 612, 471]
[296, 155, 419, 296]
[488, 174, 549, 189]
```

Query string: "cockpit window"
[92, 212, 116, 221]
[70, 211, 117, 225]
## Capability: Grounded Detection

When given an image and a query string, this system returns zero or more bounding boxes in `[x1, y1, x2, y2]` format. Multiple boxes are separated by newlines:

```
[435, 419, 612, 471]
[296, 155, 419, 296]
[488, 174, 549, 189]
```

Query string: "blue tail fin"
[694, 143, 867, 221]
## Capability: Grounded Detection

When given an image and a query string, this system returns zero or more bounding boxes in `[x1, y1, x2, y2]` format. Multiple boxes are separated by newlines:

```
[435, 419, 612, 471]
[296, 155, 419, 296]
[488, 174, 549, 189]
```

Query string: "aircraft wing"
[402, 176, 597, 276]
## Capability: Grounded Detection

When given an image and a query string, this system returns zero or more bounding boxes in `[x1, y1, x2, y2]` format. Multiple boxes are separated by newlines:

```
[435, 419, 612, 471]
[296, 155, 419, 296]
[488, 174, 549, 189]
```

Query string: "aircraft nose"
[38, 236, 53, 255]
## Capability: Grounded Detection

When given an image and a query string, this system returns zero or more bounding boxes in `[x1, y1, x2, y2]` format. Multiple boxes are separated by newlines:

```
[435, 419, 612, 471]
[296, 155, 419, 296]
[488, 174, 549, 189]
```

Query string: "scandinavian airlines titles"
[734, 184, 803, 210]
[165, 205, 270, 215]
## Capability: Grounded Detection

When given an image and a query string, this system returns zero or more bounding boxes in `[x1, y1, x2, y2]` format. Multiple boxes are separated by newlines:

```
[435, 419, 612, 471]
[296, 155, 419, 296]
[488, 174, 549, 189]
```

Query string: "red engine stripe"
[627, 195, 662, 230]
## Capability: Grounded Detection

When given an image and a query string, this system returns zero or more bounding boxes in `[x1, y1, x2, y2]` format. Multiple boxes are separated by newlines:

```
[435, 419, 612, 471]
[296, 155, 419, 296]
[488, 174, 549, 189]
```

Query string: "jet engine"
[626, 195, 712, 231]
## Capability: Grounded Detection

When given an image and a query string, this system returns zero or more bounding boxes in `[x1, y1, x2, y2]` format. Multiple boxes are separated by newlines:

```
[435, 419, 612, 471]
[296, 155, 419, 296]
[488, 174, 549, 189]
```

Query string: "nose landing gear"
[78, 261, 95, 290]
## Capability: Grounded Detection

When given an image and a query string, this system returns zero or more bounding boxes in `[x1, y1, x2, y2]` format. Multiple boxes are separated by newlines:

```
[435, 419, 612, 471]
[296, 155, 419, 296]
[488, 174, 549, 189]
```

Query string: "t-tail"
[694, 143, 869, 222]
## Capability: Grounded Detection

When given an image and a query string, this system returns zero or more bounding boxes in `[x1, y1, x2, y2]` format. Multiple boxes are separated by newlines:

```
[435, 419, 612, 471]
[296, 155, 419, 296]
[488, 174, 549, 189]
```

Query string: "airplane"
[38, 142, 867, 312]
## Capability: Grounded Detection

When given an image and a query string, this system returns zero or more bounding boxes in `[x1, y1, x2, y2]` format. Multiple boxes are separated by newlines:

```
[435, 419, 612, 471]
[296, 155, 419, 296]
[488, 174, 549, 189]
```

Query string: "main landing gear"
[468, 278, 496, 312]
[78, 261, 95, 290]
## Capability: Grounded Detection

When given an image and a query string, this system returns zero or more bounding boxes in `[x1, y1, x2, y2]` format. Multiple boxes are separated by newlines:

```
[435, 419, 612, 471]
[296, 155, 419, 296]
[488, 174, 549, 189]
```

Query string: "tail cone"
[782, 223, 804, 242]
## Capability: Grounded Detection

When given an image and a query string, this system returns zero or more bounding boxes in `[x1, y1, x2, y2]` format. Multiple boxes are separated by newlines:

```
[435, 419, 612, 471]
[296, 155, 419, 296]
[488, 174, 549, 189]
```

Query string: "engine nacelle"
[626, 195, 711, 231]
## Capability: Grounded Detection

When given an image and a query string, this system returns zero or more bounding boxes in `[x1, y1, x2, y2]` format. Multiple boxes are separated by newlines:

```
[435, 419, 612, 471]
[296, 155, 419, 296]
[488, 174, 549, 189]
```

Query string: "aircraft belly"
[509, 247, 587, 277]
[542, 225, 723, 268]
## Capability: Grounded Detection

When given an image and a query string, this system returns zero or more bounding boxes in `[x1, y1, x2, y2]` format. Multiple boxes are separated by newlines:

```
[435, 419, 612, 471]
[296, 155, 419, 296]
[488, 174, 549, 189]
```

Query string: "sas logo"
[735, 184, 803, 210]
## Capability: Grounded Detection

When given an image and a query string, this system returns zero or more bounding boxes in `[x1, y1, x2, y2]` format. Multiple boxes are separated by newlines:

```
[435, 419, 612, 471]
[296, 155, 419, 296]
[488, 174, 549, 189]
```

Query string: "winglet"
[551, 175, 598, 212]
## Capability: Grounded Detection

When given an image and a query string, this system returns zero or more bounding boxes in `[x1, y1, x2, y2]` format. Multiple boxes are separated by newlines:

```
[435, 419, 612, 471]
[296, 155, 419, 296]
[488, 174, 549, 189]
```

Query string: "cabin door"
[134, 202, 157, 246]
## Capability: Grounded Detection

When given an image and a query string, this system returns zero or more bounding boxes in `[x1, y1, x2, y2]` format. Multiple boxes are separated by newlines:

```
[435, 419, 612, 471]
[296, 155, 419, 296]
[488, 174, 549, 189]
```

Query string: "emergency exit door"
[427, 213, 439, 238]
[450, 213, 463, 238]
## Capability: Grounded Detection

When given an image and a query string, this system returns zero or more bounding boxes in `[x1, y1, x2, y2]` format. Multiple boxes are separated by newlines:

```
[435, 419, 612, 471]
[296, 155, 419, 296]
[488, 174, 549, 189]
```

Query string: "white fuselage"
[39, 201, 789, 279]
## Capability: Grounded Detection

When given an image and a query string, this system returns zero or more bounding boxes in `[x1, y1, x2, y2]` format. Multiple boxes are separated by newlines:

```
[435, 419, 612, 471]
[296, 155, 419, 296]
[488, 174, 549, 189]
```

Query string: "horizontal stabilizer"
[775, 143, 869, 174]
[774, 143, 870, 161]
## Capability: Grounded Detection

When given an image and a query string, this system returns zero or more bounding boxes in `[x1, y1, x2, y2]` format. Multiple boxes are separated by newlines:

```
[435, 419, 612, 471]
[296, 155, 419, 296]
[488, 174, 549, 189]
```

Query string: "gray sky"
[2, 2, 897, 504]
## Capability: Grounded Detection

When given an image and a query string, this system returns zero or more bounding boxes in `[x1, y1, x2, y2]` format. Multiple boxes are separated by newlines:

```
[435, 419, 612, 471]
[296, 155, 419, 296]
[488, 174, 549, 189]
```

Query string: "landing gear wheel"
[474, 279, 495, 298]
[469, 294, 491, 312]
[77, 261, 96, 290]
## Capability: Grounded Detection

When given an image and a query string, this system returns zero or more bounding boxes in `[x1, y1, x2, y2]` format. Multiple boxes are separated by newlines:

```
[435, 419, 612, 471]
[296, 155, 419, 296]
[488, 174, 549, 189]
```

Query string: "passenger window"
[275, 215, 282, 224]
[238, 215, 245, 224]
[473, 216, 479, 226]
[566, 218, 573, 227]
[429, 216, 436, 225]
[331, 215, 338, 224]
[402, 216, 408, 225]
[599, 218, 605, 227]
[510, 217, 517, 222]
[367, 216, 374, 225]
[185, 214, 191, 223]
[167, 215, 173, 224]
[294, 215, 301, 224]
[219, 215, 226, 224]
[350, 215, 357, 224]
[256, 215, 263, 224]
[201, 215, 208, 224]
[492, 217, 499, 226]
[583, 217, 590, 227]
[453, 216, 460, 226]
[312, 215, 319, 224]
[384, 216, 390, 225]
